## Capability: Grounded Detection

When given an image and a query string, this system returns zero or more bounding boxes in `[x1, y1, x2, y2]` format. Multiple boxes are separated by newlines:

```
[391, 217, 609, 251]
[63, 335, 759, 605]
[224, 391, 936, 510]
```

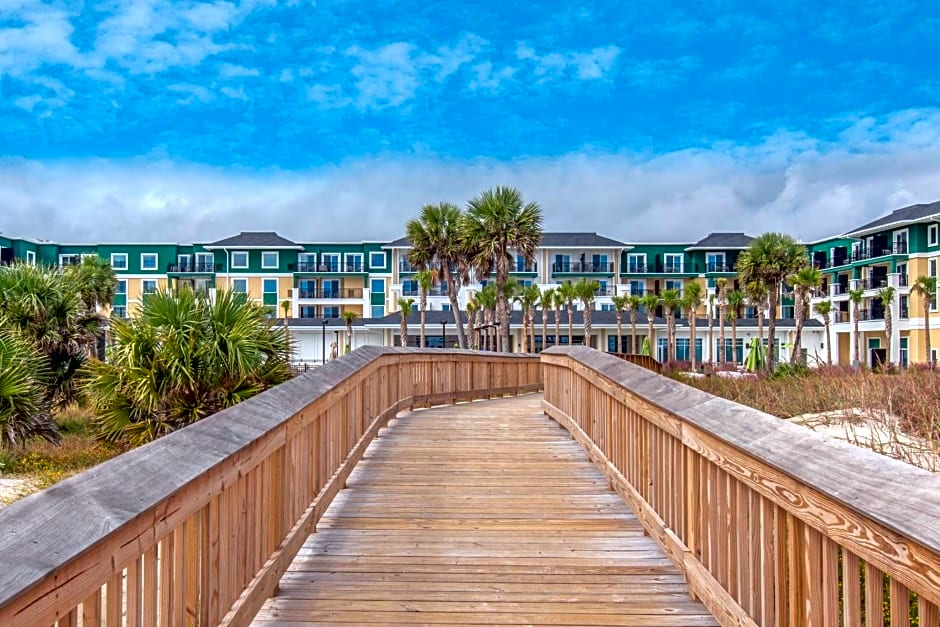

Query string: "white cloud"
[219, 62, 260, 78]
[167, 83, 213, 104]
[515, 43, 620, 82]
[220, 85, 248, 99]
[3, 110, 940, 244]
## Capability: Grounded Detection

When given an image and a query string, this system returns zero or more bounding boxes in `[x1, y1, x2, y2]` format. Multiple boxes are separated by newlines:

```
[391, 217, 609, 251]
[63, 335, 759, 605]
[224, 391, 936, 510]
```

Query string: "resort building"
[3, 198, 940, 367]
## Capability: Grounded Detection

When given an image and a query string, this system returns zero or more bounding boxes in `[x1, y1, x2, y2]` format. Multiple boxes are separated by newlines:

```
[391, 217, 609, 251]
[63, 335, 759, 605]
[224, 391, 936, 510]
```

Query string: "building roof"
[686, 233, 755, 250]
[384, 236, 412, 248]
[845, 200, 940, 237]
[204, 232, 303, 249]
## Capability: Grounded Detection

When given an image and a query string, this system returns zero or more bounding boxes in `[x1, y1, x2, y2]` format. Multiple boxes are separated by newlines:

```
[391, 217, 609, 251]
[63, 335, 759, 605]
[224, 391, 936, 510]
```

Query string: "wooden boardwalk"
[252, 394, 717, 626]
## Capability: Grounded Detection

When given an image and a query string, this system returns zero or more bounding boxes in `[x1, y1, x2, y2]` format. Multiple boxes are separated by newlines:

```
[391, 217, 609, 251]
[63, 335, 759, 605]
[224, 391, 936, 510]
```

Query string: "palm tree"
[552, 288, 564, 348]
[465, 298, 480, 350]
[538, 288, 556, 352]
[611, 294, 629, 353]
[0, 263, 106, 407]
[715, 278, 728, 364]
[462, 187, 543, 353]
[519, 283, 541, 352]
[706, 293, 716, 364]
[813, 300, 834, 367]
[83, 288, 292, 446]
[641, 293, 660, 358]
[397, 297, 415, 347]
[683, 282, 703, 370]
[341, 310, 358, 354]
[789, 267, 822, 365]
[911, 276, 938, 367]
[415, 269, 433, 347]
[746, 280, 769, 347]
[66, 256, 118, 312]
[725, 290, 746, 366]
[478, 284, 498, 351]
[557, 281, 578, 346]
[406, 202, 469, 348]
[660, 288, 683, 363]
[736, 233, 808, 369]
[627, 294, 643, 354]
[499, 279, 521, 352]
[280, 299, 292, 354]
[574, 278, 599, 348]
[847, 287, 866, 368]
[0, 330, 58, 448]
[877, 286, 896, 366]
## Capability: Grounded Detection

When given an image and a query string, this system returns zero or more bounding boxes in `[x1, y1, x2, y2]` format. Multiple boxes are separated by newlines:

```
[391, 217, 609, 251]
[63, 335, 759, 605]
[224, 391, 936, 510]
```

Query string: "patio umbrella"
[745, 337, 765, 372]
[640, 337, 651, 357]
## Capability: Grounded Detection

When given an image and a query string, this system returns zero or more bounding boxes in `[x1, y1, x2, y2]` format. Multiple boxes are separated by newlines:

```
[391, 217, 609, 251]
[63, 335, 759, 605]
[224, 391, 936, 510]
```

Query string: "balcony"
[168, 262, 219, 274]
[624, 263, 647, 273]
[621, 262, 685, 274]
[836, 311, 850, 323]
[399, 261, 419, 273]
[899, 274, 909, 287]
[297, 288, 363, 299]
[552, 261, 614, 274]
[900, 305, 910, 319]
[705, 262, 733, 273]
[402, 287, 447, 297]
[862, 277, 888, 291]
[295, 262, 364, 273]
[594, 286, 617, 296]
[627, 286, 646, 296]
[832, 284, 848, 296]
[511, 261, 538, 273]
[857, 309, 885, 321]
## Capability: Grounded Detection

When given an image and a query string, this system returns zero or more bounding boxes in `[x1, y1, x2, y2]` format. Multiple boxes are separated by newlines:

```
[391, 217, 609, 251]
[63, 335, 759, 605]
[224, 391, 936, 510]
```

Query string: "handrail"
[541, 346, 940, 626]
[0, 347, 541, 627]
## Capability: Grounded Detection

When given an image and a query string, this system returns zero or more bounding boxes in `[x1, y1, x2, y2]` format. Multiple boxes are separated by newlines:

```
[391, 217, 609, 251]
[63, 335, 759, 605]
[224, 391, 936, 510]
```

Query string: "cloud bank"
[3, 109, 940, 245]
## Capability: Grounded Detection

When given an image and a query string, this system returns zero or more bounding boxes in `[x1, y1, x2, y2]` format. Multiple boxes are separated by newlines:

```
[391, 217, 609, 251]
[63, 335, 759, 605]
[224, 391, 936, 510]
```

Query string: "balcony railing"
[167, 262, 220, 273]
[624, 263, 647, 273]
[832, 284, 848, 295]
[622, 262, 685, 273]
[297, 288, 363, 299]
[399, 261, 419, 273]
[402, 288, 447, 297]
[594, 286, 617, 296]
[900, 305, 910, 319]
[511, 261, 538, 273]
[705, 262, 733, 272]
[552, 262, 614, 273]
[836, 310, 850, 323]
[295, 262, 364, 273]
[857, 309, 885, 321]
[899, 274, 909, 287]
[627, 286, 646, 296]
[862, 277, 888, 291]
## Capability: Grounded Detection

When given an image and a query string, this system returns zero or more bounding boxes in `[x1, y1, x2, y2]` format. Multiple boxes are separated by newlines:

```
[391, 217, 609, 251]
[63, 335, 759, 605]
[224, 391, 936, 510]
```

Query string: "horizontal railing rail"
[0, 347, 541, 627]
[541, 346, 940, 627]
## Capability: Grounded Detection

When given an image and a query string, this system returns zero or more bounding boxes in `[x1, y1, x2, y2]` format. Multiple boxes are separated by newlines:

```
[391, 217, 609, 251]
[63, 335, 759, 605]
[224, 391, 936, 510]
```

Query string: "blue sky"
[2, 0, 940, 242]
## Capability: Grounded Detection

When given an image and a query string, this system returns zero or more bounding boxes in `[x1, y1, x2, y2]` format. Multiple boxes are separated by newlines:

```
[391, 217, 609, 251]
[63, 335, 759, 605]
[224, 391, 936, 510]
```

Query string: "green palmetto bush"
[83, 288, 293, 446]
[0, 330, 59, 448]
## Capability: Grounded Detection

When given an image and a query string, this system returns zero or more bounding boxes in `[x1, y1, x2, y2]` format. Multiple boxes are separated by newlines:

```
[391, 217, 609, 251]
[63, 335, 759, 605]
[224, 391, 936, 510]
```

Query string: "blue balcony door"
[322, 279, 340, 298]
[554, 254, 570, 272]
[592, 254, 608, 272]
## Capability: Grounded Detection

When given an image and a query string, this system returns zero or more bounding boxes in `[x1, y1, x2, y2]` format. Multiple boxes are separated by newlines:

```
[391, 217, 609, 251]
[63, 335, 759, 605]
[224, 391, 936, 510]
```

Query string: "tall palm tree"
[66, 256, 118, 312]
[813, 300, 834, 367]
[415, 269, 433, 348]
[877, 286, 896, 366]
[0, 330, 58, 448]
[281, 300, 291, 356]
[746, 280, 769, 347]
[538, 287, 556, 352]
[725, 290, 746, 366]
[84, 288, 292, 446]
[574, 278, 599, 348]
[847, 287, 866, 368]
[499, 279, 521, 352]
[478, 284, 498, 351]
[715, 278, 728, 364]
[520, 283, 541, 352]
[789, 267, 822, 365]
[465, 297, 480, 350]
[736, 233, 808, 369]
[557, 281, 578, 346]
[911, 276, 938, 367]
[341, 310, 358, 354]
[611, 294, 629, 353]
[406, 202, 469, 348]
[707, 293, 716, 364]
[462, 187, 543, 353]
[397, 297, 415, 347]
[641, 293, 660, 358]
[627, 294, 643, 354]
[552, 288, 563, 348]
[683, 282, 703, 370]
[660, 288, 683, 363]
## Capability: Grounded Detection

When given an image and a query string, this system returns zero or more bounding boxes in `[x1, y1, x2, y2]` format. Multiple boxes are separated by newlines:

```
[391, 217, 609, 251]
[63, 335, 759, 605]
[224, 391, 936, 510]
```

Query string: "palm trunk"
[567, 303, 574, 346]
[884, 308, 893, 366]
[825, 318, 832, 366]
[529, 306, 536, 352]
[400, 315, 408, 348]
[791, 289, 803, 365]
[646, 314, 654, 359]
[925, 303, 932, 367]
[615, 311, 623, 353]
[419, 290, 427, 348]
[346, 321, 353, 354]
[496, 263, 510, 353]
[707, 306, 714, 364]
[583, 303, 592, 348]
[542, 309, 548, 353]
[554, 307, 561, 348]
[442, 266, 467, 349]
[731, 319, 738, 366]
[853, 302, 861, 367]
[766, 282, 778, 370]
[718, 304, 726, 364]
[689, 311, 697, 370]
[630, 311, 638, 355]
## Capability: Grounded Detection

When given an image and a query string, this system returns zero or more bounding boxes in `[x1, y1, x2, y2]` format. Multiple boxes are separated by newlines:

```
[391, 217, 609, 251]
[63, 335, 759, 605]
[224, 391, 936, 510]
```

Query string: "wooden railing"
[0, 347, 541, 627]
[610, 352, 663, 374]
[541, 346, 940, 627]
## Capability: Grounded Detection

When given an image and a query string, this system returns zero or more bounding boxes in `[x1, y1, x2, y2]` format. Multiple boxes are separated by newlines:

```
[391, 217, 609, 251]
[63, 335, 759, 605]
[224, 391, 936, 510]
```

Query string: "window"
[600, 303, 615, 311]
[411, 303, 419, 311]
[111, 253, 128, 270]
[142, 279, 157, 294]
[370, 278, 386, 293]
[112, 306, 127, 319]
[321, 253, 339, 271]
[442, 303, 451, 312]
[25, 251, 35, 265]
[929, 224, 939, 247]
[232, 278, 248, 293]
[370, 251, 386, 268]
[899, 337, 909, 368]
[345, 253, 363, 272]
[665, 279, 682, 292]
[706, 252, 726, 272]
[116, 279, 127, 295]
[664, 254, 683, 273]
[629, 280, 645, 296]
[231, 251, 249, 269]
[931, 259, 938, 312]
[141, 253, 158, 270]
[298, 253, 316, 271]
[323, 306, 340, 318]
[627, 254, 646, 272]
[894, 229, 909, 254]
[371, 305, 385, 318]
[59, 254, 80, 267]
[900, 295, 909, 318]
[261, 251, 279, 269]
[553, 254, 570, 272]
[263, 278, 278, 294]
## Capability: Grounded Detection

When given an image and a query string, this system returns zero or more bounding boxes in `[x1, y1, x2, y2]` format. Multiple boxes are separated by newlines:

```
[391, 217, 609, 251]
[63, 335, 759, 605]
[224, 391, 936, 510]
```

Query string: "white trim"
[111, 252, 128, 270]
[140, 253, 159, 271]
[115, 279, 128, 295]
[231, 277, 249, 293]
[25, 250, 36, 265]
[261, 251, 279, 269]
[369, 251, 386, 268]
[141, 278, 158, 294]
[230, 250, 249, 269]
[262, 277, 278, 293]
[929, 224, 939, 247]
